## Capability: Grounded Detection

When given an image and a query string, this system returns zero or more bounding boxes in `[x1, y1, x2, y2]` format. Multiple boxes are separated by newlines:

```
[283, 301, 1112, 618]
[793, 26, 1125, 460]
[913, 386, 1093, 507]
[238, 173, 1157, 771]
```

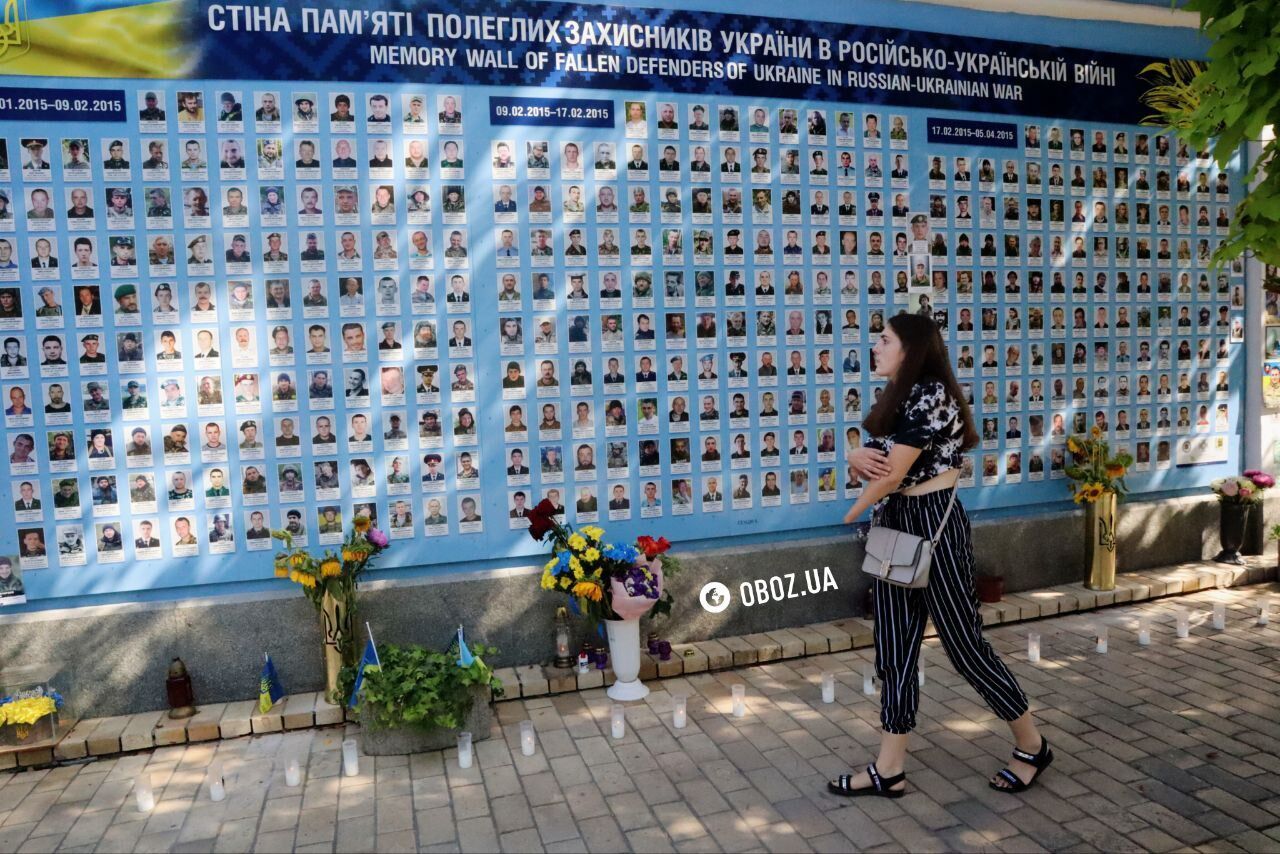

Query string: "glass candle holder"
[135, 773, 155, 813]
[1212, 602, 1226, 631]
[1137, 617, 1151, 646]
[610, 704, 625, 739]
[1028, 631, 1041, 662]
[209, 762, 226, 802]
[862, 662, 876, 695]
[731, 684, 746, 718]
[285, 757, 302, 787]
[457, 731, 473, 768]
[1176, 608, 1190, 638]
[658, 640, 673, 661]
[1260, 600, 1271, 627]
[1095, 625, 1109, 654]
[821, 672, 835, 704]
[519, 720, 536, 757]
[672, 694, 687, 729]
[341, 739, 359, 777]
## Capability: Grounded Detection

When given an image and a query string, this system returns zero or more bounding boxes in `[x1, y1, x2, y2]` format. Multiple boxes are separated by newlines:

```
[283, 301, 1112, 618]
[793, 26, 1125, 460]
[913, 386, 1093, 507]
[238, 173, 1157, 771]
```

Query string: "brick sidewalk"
[2, 584, 1279, 853]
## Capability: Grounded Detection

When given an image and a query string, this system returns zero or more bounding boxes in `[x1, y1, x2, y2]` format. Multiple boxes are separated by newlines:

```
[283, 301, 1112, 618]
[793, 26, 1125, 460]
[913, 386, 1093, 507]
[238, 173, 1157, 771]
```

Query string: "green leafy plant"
[1139, 1, 1280, 267]
[358, 642, 504, 732]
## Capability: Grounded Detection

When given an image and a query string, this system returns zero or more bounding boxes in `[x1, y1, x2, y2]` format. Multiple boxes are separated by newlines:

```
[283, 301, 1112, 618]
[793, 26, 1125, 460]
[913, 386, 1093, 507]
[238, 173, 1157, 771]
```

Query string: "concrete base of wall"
[3, 492, 1270, 717]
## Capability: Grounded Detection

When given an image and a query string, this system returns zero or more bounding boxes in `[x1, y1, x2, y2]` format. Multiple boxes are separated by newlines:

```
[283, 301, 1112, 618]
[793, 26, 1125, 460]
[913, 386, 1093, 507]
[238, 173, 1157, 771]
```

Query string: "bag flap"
[865, 527, 924, 568]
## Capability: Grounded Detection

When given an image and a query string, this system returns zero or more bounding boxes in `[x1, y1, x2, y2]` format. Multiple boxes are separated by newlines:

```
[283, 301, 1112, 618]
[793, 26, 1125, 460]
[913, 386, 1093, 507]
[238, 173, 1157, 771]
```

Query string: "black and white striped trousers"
[872, 489, 1028, 734]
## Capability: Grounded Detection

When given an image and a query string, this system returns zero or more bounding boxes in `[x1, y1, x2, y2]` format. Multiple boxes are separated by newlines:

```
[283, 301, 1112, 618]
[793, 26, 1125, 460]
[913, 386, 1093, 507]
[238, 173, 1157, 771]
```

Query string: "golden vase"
[320, 591, 355, 701]
[1084, 491, 1118, 591]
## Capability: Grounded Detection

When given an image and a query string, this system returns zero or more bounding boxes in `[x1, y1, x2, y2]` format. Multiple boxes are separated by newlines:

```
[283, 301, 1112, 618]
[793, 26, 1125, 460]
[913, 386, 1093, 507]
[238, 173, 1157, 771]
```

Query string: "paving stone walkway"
[3, 583, 1280, 854]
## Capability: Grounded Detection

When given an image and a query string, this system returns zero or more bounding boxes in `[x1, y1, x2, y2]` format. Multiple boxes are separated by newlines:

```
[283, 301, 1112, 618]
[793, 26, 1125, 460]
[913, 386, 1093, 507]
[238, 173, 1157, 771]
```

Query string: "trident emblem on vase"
[1096, 515, 1116, 553]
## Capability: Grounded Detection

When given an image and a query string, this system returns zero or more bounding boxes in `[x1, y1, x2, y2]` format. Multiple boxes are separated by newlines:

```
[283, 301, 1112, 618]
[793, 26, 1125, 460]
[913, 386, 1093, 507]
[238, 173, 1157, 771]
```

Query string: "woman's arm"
[842, 443, 922, 524]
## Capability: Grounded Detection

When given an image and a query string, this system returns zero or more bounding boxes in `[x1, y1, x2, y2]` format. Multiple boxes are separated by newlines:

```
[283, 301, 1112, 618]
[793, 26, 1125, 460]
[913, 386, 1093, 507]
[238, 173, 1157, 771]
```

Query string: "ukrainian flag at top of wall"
[0, 0, 195, 78]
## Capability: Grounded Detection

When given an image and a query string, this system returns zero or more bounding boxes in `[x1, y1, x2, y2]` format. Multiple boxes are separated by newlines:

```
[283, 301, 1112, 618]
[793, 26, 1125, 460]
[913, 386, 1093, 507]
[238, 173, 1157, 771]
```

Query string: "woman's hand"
[842, 505, 863, 525]
[847, 446, 891, 480]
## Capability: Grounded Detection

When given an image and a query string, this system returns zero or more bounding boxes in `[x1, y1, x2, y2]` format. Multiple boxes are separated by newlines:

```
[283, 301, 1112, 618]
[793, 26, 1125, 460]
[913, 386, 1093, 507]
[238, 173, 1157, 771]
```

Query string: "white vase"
[605, 618, 649, 701]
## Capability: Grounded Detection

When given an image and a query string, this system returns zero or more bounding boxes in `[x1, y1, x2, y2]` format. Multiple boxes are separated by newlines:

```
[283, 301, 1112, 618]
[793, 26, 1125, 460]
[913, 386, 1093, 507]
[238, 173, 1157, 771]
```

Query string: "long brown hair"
[864, 314, 979, 451]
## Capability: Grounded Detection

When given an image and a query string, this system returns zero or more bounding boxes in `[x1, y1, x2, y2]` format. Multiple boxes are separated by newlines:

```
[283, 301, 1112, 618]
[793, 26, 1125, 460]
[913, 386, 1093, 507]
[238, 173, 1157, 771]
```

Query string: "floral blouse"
[865, 378, 964, 489]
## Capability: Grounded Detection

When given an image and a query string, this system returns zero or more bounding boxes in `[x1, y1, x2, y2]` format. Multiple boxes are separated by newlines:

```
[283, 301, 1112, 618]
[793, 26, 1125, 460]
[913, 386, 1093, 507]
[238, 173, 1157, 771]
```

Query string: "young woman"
[832, 314, 1050, 798]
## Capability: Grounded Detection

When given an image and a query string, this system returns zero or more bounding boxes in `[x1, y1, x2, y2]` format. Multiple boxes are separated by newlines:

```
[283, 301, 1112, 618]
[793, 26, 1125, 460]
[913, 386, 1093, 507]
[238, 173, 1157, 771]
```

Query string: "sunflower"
[1066, 437, 1080, 454]
[320, 559, 342, 577]
[1105, 464, 1126, 478]
[274, 562, 289, 578]
[353, 515, 371, 533]
[572, 580, 603, 601]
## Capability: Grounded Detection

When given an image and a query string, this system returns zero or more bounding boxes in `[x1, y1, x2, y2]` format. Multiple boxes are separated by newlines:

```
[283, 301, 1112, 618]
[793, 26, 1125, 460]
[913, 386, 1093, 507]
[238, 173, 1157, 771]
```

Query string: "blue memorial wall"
[0, 0, 1242, 610]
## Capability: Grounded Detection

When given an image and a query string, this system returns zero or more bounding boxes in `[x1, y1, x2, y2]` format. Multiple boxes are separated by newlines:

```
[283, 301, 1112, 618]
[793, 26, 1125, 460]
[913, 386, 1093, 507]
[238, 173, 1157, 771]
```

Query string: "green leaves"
[358, 642, 505, 732]
[1143, 1, 1280, 267]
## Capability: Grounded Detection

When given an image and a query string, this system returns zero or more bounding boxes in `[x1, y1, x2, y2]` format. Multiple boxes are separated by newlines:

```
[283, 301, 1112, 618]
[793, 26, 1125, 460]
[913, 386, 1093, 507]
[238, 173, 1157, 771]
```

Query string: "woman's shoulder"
[907, 376, 948, 404]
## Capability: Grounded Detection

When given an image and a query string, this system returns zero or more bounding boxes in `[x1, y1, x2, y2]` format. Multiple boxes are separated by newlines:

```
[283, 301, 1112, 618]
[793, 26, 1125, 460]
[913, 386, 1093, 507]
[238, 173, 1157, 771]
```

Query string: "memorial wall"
[0, 0, 1243, 610]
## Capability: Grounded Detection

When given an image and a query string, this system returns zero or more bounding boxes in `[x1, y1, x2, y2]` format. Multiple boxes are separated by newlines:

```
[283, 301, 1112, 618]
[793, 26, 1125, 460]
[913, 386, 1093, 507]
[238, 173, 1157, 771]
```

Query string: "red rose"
[637, 535, 671, 560]
[526, 498, 559, 541]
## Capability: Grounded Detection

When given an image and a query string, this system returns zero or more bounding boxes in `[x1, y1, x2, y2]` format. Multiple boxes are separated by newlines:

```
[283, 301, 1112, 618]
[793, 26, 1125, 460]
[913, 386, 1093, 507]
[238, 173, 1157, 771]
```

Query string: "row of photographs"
[0, 420, 1211, 581]
[0, 134, 1235, 190]
[0, 180, 1238, 235]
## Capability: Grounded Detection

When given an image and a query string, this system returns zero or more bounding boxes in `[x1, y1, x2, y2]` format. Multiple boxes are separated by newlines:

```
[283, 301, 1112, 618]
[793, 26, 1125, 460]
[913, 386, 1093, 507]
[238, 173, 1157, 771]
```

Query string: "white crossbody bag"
[860, 474, 959, 589]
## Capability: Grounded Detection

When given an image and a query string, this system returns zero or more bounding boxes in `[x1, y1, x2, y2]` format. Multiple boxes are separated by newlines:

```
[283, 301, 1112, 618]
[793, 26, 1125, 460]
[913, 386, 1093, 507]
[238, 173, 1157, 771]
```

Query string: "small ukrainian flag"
[258, 654, 285, 714]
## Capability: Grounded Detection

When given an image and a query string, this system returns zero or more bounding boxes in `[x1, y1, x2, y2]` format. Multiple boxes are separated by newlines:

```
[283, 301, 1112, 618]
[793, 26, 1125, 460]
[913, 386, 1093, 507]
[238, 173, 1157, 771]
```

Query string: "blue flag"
[347, 638, 382, 709]
[258, 654, 285, 714]
[456, 625, 475, 667]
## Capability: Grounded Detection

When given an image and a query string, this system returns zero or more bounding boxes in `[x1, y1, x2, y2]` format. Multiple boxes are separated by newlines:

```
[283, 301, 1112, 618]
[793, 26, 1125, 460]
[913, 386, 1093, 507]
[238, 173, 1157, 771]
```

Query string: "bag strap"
[928, 486, 959, 546]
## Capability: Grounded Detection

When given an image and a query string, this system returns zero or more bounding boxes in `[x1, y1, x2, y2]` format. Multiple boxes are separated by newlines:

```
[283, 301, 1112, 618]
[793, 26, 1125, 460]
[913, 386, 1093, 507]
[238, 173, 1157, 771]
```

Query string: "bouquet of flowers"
[271, 514, 389, 607]
[272, 514, 390, 701]
[1211, 470, 1275, 504]
[1065, 427, 1134, 504]
[527, 499, 679, 626]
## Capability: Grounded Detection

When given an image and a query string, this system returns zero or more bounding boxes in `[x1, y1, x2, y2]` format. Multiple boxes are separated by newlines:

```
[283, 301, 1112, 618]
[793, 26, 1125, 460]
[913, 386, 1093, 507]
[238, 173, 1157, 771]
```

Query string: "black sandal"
[828, 763, 906, 798]
[989, 737, 1053, 793]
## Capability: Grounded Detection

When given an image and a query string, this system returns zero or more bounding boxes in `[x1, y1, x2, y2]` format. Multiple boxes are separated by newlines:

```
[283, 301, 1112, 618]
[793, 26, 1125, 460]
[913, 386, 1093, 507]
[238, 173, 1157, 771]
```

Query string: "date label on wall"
[0, 87, 127, 122]
[927, 117, 1017, 148]
[490, 96, 614, 128]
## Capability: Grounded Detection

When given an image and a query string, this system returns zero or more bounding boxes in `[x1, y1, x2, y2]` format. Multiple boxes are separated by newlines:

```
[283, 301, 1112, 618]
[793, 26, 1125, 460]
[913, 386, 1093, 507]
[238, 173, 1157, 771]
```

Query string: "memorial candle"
[519, 720, 536, 756]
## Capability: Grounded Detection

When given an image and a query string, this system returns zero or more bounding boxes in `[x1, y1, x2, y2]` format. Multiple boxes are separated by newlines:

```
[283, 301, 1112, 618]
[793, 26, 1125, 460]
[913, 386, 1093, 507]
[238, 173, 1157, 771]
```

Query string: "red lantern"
[166, 658, 197, 719]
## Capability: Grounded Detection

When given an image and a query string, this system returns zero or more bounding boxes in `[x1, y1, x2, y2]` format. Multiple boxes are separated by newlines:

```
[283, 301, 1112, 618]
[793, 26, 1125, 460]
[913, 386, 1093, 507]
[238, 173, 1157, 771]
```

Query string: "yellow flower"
[1091, 426, 1102, 439]
[581, 526, 604, 541]
[583, 547, 600, 563]
[545, 557, 559, 573]
[569, 556, 582, 575]
[568, 534, 587, 551]
[1106, 464, 1126, 478]
[559, 576, 573, 590]
[290, 553, 307, 568]
[1066, 437, 1080, 454]
[274, 562, 289, 578]
[572, 580, 603, 601]
[540, 570, 557, 590]
[320, 559, 342, 577]
[353, 516, 371, 533]
[0, 696, 57, 726]
[299, 573, 318, 589]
